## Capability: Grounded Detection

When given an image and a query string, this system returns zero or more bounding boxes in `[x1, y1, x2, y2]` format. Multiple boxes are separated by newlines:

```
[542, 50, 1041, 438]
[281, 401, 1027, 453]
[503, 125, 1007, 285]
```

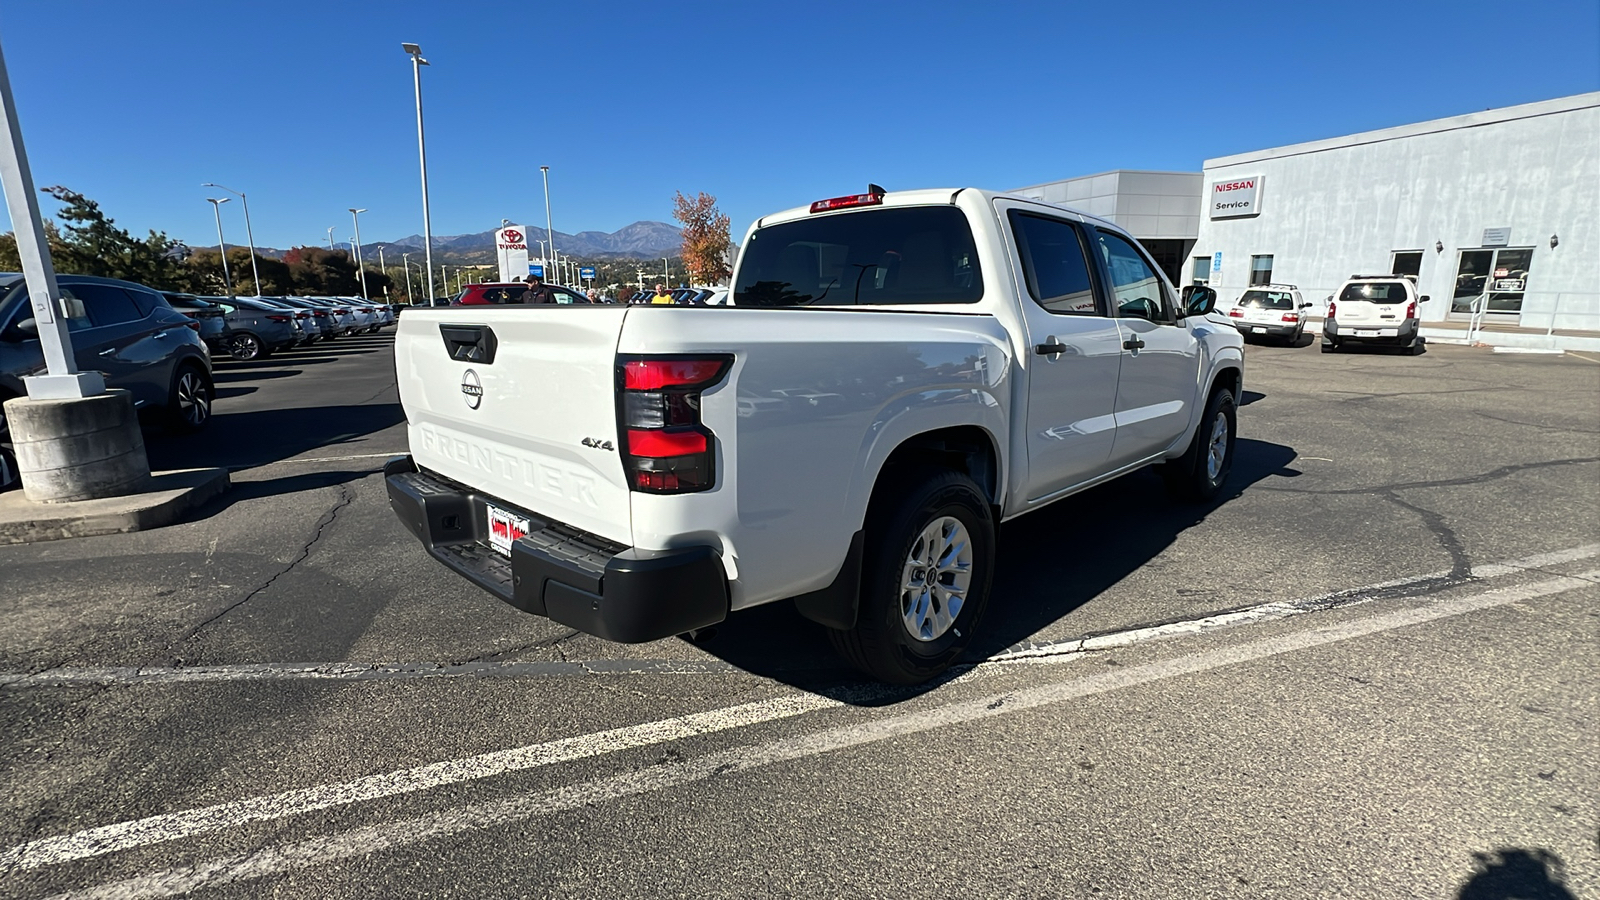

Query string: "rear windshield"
[1340, 281, 1408, 303]
[733, 206, 982, 307]
[1239, 290, 1294, 310]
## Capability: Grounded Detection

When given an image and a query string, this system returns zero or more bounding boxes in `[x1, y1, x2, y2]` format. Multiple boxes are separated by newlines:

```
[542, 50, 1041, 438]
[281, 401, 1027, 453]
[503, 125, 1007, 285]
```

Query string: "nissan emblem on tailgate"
[461, 369, 483, 409]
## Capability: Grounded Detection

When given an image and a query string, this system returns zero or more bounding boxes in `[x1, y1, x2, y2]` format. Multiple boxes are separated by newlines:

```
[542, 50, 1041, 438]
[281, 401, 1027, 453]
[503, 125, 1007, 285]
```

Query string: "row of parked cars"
[0, 275, 398, 491]
[161, 294, 398, 361]
[1220, 274, 1430, 355]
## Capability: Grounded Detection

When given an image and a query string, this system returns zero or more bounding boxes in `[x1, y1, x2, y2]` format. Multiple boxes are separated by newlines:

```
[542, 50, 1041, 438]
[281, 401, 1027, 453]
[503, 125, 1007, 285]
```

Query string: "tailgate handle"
[439, 324, 498, 364]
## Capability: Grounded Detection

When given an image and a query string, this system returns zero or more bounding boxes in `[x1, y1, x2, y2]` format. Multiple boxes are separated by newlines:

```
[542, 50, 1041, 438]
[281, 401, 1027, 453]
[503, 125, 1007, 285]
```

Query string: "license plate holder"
[1251, 327, 1266, 334]
[486, 503, 531, 557]
[1355, 329, 1380, 337]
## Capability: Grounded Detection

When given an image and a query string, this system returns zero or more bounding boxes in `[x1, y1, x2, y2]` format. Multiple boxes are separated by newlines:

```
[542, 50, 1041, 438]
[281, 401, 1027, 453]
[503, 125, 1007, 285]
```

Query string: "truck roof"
[751, 187, 1119, 233]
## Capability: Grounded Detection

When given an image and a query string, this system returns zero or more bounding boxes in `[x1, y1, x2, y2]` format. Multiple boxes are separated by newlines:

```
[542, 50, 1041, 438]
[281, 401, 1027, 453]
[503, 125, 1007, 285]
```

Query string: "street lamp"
[348, 208, 368, 300]
[206, 197, 234, 298]
[202, 182, 258, 296]
[662, 256, 671, 287]
[402, 42, 435, 305]
[540, 164, 556, 283]
[377, 246, 389, 299]
[326, 226, 335, 251]
[535, 238, 547, 275]
[402, 252, 414, 303]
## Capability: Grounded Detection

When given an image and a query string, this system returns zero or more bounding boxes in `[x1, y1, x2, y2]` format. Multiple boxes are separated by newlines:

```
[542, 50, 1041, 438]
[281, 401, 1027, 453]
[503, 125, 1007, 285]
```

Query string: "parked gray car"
[161, 292, 228, 349]
[209, 296, 302, 360]
[1, 274, 216, 489]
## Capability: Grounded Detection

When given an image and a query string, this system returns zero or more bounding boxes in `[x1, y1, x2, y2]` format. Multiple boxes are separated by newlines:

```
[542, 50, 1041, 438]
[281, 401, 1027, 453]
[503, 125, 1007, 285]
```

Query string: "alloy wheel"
[1205, 411, 1229, 481]
[899, 515, 973, 642]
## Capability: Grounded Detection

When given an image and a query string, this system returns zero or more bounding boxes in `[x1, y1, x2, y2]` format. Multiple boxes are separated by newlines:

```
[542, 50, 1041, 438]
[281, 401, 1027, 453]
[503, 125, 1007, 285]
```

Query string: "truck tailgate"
[394, 307, 632, 545]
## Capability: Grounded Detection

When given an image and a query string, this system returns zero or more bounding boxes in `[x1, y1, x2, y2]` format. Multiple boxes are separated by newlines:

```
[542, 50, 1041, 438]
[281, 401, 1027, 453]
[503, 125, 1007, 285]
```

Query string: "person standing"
[650, 283, 673, 305]
[523, 273, 556, 304]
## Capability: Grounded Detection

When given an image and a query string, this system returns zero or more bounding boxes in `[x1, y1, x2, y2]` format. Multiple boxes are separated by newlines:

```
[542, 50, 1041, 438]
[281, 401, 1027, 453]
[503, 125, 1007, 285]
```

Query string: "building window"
[1249, 255, 1273, 286]
[1191, 256, 1210, 285]
[1391, 251, 1422, 278]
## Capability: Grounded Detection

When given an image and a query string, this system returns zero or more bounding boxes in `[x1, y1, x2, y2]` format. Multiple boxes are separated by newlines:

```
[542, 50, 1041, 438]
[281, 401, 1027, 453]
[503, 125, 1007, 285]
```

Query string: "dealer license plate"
[486, 503, 531, 557]
[1251, 327, 1266, 334]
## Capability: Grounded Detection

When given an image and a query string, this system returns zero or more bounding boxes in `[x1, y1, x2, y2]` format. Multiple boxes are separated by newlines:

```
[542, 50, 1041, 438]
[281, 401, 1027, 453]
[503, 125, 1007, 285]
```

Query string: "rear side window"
[480, 287, 527, 303]
[1239, 290, 1294, 310]
[1009, 211, 1099, 315]
[125, 287, 162, 316]
[734, 206, 982, 306]
[1340, 281, 1409, 303]
[69, 284, 143, 327]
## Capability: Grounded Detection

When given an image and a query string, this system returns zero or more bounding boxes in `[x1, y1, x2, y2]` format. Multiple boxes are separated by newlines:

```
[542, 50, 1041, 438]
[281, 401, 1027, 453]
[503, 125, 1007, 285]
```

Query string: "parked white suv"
[1226, 284, 1311, 344]
[1322, 275, 1429, 354]
[386, 187, 1246, 683]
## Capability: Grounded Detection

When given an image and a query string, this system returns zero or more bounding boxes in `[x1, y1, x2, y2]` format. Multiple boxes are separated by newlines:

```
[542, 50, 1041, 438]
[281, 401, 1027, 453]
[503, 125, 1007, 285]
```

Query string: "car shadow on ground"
[143, 402, 404, 474]
[691, 437, 1301, 703]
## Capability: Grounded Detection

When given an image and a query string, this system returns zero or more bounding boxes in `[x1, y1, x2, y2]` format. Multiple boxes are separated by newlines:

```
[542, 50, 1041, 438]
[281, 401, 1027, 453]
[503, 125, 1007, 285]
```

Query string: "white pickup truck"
[386, 188, 1244, 683]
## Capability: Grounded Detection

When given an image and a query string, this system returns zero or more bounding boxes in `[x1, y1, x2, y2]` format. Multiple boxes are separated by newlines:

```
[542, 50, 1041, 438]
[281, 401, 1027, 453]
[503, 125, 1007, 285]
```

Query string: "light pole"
[402, 252, 414, 303]
[662, 257, 670, 287]
[402, 42, 435, 305]
[377, 246, 389, 299]
[535, 239, 547, 276]
[326, 226, 335, 251]
[206, 197, 234, 298]
[348, 207, 368, 300]
[540, 164, 556, 282]
[202, 183, 258, 295]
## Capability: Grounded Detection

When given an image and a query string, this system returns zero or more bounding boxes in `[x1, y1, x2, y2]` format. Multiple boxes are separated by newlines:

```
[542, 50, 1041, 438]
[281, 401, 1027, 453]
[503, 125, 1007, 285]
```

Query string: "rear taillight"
[266, 314, 291, 323]
[1281, 313, 1299, 322]
[184, 320, 201, 332]
[1327, 301, 1337, 319]
[1227, 309, 1244, 318]
[618, 355, 732, 494]
[1406, 301, 1417, 319]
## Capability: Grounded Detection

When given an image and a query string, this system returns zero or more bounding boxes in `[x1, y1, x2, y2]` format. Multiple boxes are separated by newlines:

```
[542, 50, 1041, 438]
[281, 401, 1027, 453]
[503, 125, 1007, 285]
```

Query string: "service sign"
[1209, 175, 1264, 219]
[496, 226, 530, 283]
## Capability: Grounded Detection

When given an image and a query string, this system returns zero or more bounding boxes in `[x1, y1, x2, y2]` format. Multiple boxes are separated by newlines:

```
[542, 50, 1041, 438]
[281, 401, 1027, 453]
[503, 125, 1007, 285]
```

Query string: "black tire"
[165, 363, 214, 433]
[1160, 387, 1237, 503]
[1320, 340, 1338, 353]
[828, 468, 996, 684]
[227, 332, 266, 361]
[0, 398, 16, 492]
[1405, 337, 1426, 356]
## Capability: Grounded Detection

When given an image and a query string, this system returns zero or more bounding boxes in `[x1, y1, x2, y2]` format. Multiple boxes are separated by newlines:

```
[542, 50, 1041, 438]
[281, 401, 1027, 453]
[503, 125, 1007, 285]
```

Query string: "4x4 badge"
[581, 437, 614, 451]
[460, 369, 483, 409]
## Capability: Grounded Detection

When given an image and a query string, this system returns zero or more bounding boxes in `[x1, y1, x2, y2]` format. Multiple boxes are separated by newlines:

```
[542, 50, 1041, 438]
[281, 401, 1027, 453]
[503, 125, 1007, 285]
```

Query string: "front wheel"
[828, 469, 995, 684]
[166, 364, 214, 433]
[1161, 388, 1237, 503]
[227, 332, 265, 361]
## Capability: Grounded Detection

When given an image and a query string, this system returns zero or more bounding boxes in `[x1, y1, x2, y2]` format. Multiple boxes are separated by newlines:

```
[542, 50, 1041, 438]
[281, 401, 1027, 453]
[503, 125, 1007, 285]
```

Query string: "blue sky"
[3, 0, 1596, 251]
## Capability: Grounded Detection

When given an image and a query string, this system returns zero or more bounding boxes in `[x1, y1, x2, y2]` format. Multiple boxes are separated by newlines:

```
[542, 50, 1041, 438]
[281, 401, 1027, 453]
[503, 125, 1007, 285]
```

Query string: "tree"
[283, 246, 362, 296]
[672, 191, 732, 287]
[38, 186, 192, 291]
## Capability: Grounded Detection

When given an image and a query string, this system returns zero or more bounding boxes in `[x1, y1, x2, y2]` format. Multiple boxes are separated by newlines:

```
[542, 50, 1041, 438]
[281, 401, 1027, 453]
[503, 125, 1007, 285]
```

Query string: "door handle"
[99, 348, 117, 356]
[1034, 340, 1067, 356]
[1122, 337, 1146, 351]
[153, 330, 169, 339]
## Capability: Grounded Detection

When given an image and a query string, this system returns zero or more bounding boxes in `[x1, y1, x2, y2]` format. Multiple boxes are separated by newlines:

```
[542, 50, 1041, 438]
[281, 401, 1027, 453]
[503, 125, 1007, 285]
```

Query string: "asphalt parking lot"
[1, 333, 1596, 899]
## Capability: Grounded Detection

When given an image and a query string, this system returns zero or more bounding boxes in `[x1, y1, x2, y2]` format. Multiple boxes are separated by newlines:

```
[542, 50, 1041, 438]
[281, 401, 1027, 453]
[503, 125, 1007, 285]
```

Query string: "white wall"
[1012, 171, 1202, 239]
[1194, 95, 1600, 330]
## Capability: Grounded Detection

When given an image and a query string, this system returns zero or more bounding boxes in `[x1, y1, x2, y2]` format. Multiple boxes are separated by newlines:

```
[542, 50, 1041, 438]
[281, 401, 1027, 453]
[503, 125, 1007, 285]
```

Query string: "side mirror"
[1183, 286, 1217, 317]
[1419, 295, 1430, 303]
[3, 317, 39, 341]
[1299, 302, 1312, 309]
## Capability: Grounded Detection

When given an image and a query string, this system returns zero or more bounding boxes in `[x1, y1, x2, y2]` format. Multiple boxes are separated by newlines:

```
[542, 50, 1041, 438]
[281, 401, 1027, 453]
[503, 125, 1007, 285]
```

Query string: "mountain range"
[211, 220, 684, 263]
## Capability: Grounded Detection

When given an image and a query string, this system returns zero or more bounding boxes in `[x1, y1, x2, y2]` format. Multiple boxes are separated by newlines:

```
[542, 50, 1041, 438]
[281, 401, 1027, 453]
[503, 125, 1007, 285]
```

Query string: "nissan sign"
[1209, 175, 1263, 219]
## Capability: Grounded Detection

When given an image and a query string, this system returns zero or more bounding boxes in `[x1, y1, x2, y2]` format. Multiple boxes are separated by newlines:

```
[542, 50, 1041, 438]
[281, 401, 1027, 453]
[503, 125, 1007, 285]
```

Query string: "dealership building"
[1014, 92, 1599, 344]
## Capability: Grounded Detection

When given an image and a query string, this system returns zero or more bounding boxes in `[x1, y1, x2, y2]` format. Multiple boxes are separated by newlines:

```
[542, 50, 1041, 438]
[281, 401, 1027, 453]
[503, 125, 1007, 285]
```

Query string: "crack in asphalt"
[1473, 411, 1600, 435]
[458, 630, 581, 666]
[1383, 490, 1472, 578]
[1258, 456, 1599, 496]
[167, 484, 356, 655]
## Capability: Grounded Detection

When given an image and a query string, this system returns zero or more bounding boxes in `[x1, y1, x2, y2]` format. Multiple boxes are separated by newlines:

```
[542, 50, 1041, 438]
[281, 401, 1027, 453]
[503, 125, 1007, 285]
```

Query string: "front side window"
[1249, 255, 1273, 286]
[1094, 230, 1168, 322]
[734, 206, 983, 307]
[1008, 211, 1099, 315]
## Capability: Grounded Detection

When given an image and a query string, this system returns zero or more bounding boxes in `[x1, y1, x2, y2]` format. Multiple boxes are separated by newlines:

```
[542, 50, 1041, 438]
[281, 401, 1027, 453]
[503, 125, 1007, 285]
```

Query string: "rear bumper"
[384, 456, 729, 643]
[1323, 318, 1420, 345]
[1232, 320, 1300, 337]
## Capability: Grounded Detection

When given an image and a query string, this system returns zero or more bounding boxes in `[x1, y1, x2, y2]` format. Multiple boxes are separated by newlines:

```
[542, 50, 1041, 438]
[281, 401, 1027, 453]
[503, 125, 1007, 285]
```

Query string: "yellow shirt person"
[650, 284, 674, 305]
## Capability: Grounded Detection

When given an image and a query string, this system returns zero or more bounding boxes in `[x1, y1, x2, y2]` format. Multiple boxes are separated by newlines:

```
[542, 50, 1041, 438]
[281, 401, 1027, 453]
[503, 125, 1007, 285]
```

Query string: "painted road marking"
[43, 568, 1600, 900]
[5, 543, 1594, 690]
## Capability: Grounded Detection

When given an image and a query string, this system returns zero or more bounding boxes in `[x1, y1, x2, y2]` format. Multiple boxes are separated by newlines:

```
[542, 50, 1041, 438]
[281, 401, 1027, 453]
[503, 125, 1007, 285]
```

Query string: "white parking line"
[45, 568, 1600, 900]
[0, 694, 840, 873]
[5, 544, 1593, 689]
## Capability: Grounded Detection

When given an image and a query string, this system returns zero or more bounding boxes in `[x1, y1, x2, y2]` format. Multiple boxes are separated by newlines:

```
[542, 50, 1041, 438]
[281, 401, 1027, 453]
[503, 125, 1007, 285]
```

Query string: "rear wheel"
[0, 396, 17, 492]
[166, 363, 214, 433]
[1161, 387, 1237, 502]
[227, 332, 266, 361]
[1320, 340, 1338, 353]
[828, 468, 995, 684]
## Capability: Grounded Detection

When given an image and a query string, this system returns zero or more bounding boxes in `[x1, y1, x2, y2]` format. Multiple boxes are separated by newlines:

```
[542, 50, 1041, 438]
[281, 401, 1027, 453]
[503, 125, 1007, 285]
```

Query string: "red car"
[454, 282, 592, 305]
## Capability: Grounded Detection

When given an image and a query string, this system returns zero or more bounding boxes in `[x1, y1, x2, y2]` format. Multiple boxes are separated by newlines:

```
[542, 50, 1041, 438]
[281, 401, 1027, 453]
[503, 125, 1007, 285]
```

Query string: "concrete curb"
[0, 467, 230, 544]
